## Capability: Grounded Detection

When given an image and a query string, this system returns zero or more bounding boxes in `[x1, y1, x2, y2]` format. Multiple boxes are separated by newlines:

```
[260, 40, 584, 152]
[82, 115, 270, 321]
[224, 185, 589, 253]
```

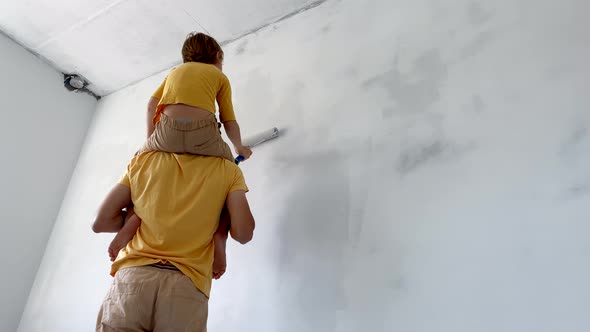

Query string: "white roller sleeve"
[242, 127, 280, 148]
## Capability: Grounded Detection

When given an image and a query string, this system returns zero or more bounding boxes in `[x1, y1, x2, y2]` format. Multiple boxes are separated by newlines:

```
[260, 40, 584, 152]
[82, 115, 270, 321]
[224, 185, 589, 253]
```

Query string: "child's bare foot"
[108, 213, 141, 261]
[212, 234, 228, 279]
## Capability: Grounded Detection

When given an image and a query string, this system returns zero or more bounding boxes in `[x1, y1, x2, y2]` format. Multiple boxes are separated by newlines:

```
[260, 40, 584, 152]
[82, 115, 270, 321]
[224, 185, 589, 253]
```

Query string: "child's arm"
[217, 75, 252, 159]
[223, 120, 252, 159]
[146, 97, 159, 138]
[92, 184, 132, 233]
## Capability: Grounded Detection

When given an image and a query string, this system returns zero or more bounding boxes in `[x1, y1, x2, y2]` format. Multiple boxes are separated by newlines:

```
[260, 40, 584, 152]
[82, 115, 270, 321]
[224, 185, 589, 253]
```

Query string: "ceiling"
[0, 0, 317, 96]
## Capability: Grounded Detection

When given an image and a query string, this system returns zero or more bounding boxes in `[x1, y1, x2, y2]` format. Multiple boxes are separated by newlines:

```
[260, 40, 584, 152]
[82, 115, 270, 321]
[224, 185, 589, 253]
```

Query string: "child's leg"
[212, 207, 231, 279]
[108, 205, 141, 261]
[185, 117, 234, 162]
[136, 114, 185, 155]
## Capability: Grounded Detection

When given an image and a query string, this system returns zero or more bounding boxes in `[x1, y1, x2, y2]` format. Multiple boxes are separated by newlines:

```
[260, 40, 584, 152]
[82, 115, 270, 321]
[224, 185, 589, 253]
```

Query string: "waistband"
[149, 262, 181, 271]
[159, 113, 218, 131]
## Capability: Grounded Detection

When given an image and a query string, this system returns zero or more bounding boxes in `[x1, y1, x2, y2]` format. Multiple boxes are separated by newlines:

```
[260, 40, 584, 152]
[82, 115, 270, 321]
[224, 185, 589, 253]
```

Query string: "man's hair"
[181, 32, 224, 64]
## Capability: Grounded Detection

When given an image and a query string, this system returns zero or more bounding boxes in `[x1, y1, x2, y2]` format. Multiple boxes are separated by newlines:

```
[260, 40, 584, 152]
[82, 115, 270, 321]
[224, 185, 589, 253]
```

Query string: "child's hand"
[235, 145, 253, 160]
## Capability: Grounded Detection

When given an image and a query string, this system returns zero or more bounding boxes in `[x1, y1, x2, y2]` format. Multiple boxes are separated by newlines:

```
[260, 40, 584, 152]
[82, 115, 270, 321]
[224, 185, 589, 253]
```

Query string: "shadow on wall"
[272, 149, 350, 331]
[362, 49, 448, 117]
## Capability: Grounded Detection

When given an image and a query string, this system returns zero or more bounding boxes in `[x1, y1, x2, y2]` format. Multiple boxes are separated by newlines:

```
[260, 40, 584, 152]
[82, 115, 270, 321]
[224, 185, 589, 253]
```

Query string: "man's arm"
[225, 190, 255, 244]
[92, 184, 132, 233]
[146, 97, 159, 138]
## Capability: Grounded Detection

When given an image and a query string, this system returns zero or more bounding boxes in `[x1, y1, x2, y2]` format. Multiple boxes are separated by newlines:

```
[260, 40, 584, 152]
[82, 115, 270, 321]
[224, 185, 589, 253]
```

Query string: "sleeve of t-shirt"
[119, 169, 131, 187]
[217, 75, 237, 123]
[229, 165, 249, 193]
[152, 77, 167, 99]
[118, 159, 134, 187]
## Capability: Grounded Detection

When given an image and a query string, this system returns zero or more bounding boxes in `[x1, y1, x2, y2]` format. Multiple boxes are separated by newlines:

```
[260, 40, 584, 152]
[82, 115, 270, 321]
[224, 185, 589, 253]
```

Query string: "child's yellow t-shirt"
[110, 151, 248, 297]
[152, 62, 236, 124]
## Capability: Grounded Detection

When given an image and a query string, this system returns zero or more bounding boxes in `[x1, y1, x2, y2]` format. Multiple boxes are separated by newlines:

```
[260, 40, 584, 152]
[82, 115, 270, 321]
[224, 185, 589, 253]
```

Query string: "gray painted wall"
[0, 33, 96, 331]
[20, 0, 590, 330]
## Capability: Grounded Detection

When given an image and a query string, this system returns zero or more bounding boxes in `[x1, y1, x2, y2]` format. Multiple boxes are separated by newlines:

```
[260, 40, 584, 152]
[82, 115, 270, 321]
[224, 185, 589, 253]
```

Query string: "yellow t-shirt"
[152, 62, 236, 124]
[111, 151, 248, 297]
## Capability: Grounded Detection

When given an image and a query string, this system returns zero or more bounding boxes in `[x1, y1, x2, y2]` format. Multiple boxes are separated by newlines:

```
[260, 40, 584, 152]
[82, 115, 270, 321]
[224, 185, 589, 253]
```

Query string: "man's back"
[111, 151, 248, 297]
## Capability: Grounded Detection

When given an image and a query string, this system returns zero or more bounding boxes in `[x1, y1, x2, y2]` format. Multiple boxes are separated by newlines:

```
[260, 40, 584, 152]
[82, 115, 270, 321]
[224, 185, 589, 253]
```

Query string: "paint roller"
[235, 127, 280, 164]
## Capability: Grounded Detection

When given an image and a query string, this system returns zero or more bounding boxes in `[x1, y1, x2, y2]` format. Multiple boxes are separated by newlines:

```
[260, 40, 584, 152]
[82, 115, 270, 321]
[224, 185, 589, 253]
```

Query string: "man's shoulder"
[204, 156, 242, 174]
[200, 157, 244, 183]
[147, 152, 240, 173]
[132, 151, 239, 169]
[128, 153, 246, 192]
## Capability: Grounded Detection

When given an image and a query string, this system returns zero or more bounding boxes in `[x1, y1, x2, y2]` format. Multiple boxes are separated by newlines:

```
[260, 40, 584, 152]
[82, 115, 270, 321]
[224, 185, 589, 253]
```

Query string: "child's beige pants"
[137, 113, 234, 161]
[96, 265, 208, 331]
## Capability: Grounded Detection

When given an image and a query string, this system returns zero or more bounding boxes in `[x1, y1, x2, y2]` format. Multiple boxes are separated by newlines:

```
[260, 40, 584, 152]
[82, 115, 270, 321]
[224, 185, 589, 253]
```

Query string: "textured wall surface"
[20, 0, 590, 330]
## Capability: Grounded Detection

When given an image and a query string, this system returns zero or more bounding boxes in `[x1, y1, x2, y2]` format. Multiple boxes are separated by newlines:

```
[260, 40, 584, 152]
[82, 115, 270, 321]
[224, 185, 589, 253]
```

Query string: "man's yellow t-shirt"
[111, 151, 248, 297]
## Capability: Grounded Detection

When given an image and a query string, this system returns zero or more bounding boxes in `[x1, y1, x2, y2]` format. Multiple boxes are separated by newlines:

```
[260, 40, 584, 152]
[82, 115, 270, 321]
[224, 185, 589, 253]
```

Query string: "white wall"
[0, 33, 96, 331]
[20, 0, 590, 331]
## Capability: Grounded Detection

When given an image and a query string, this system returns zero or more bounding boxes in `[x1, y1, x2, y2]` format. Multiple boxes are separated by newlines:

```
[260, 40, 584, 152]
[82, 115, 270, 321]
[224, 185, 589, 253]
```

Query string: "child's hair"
[182, 32, 224, 64]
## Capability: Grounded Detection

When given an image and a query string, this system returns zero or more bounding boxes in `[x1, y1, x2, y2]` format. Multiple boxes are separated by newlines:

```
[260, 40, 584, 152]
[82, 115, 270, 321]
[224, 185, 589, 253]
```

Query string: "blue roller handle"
[235, 155, 245, 165]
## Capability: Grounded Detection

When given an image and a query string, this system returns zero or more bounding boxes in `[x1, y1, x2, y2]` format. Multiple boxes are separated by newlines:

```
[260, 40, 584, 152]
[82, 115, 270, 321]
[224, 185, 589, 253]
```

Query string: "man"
[92, 151, 255, 331]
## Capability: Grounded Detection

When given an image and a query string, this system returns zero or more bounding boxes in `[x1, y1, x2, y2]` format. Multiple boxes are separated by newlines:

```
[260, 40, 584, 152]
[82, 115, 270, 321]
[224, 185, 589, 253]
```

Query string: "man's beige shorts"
[138, 113, 234, 161]
[96, 266, 208, 332]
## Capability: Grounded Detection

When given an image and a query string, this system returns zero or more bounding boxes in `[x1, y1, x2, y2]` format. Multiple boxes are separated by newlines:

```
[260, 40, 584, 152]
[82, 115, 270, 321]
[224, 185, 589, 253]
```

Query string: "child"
[107, 32, 252, 280]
